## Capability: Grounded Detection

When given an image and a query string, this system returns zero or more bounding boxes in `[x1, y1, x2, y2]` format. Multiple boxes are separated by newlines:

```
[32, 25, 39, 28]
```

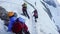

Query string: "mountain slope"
[0, 0, 59, 34]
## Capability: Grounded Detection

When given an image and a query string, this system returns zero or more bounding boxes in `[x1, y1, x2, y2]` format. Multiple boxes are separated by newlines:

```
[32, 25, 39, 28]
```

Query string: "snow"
[0, 0, 59, 34]
[57, 0, 60, 4]
[43, 0, 60, 33]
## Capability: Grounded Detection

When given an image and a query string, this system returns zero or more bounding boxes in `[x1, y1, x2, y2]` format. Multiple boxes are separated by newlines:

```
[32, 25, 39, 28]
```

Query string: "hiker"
[33, 9, 38, 22]
[7, 11, 30, 34]
[22, 3, 30, 19]
[0, 6, 9, 26]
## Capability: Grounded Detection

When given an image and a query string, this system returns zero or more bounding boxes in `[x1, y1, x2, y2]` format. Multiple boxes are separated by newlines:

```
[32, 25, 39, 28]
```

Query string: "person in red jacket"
[33, 9, 38, 22]
[7, 11, 30, 34]
[12, 18, 30, 34]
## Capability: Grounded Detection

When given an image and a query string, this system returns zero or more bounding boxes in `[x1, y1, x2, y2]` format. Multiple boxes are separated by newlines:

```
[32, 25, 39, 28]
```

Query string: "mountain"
[0, 0, 59, 34]
[42, 0, 60, 33]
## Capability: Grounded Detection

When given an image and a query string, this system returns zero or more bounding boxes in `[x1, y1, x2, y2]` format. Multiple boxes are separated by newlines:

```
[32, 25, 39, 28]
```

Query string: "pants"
[23, 11, 30, 19]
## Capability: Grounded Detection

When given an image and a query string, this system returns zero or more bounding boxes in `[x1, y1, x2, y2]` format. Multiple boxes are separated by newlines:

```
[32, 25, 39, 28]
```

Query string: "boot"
[35, 19, 37, 22]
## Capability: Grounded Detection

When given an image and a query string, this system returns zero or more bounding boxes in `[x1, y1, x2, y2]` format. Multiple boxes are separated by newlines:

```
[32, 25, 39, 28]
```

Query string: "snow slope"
[42, 0, 60, 33]
[0, 0, 59, 34]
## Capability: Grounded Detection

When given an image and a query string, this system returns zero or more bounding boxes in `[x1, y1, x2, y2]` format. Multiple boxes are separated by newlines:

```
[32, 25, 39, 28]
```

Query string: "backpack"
[12, 18, 28, 33]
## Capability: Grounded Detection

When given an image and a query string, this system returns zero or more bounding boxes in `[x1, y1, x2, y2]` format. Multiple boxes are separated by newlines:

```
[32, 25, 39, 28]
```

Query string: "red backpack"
[12, 18, 28, 33]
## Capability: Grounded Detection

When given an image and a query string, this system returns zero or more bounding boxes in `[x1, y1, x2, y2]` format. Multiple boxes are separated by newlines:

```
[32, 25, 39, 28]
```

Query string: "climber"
[7, 11, 30, 34]
[22, 3, 30, 19]
[0, 6, 9, 26]
[33, 9, 38, 22]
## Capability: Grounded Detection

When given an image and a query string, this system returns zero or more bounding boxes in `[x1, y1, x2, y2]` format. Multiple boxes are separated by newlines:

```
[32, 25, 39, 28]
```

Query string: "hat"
[7, 11, 14, 17]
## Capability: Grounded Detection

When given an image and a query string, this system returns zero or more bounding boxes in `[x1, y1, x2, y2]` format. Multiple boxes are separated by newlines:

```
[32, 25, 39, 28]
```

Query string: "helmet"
[7, 11, 14, 17]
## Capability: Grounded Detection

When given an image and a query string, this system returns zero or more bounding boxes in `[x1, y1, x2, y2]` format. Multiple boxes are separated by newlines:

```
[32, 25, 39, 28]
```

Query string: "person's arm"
[8, 17, 17, 31]
[8, 21, 13, 31]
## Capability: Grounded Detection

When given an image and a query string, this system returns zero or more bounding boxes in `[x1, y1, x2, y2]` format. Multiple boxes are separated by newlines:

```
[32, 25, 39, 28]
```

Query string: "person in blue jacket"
[7, 11, 30, 34]
[7, 11, 17, 31]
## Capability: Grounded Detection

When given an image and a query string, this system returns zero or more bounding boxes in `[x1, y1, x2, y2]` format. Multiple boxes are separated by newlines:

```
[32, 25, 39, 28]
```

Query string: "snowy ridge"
[43, 0, 60, 34]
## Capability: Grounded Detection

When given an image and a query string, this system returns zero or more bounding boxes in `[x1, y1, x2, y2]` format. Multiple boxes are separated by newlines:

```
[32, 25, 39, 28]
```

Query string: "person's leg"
[35, 16, 37, 22]
[25, 11, 30, 19]
[23, 11, 26, 16]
